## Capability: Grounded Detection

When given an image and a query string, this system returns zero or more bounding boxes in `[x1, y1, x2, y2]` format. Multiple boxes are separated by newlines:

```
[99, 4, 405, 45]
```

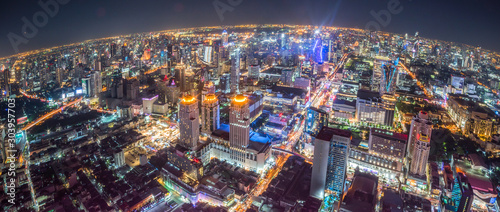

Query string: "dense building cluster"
[2, 24, 500, 212]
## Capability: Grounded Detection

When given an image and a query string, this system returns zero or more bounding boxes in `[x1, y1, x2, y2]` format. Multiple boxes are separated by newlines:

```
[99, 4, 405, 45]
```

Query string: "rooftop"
[315, 126, 351, 141]
[370, 128, 408, 142]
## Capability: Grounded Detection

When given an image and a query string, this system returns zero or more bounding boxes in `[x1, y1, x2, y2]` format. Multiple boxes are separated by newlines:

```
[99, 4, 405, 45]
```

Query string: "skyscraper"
[229, 95, 250, 148]
[90, 71, 102, 98]
[219, 73, 231, 94]
[222, 30, 228, 47]
[203, 46, 212, 63]
[313, 37, 323, 64]
[1, 68, 10, 96]
[230, 48, 240, 93]
[178, 95, 200, 149]
[248, 65, 260, 80]
[408, 111, 432, 176]
[201, 94, 220, 134]
[305, 107, 329, 137]
[310, 127, 351, 202]
[380, 61, 399, 95]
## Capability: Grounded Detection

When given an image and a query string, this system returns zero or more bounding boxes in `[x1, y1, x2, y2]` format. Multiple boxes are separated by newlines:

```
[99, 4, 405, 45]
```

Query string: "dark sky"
[1, 0, 500, 58]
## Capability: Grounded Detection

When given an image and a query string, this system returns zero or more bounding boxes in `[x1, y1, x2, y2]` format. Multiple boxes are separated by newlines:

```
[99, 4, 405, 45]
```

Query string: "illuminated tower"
[178, 95, 200, 149]
[222, 30, 228, 47]
[408, 111, 432, 176]
[229, 95, 250, 148]
[201, 94, 220, 134]
[313, 37, 323, 63]
[230, 48, 240, 93]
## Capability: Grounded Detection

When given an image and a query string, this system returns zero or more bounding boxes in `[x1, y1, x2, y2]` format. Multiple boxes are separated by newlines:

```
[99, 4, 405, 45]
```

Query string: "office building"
[369, 128, 407, 161]
[310, 127, 351, 201]
[280, 69, 294, 86]
[142, 95, 159, 115]
[408, 111, 432, 177]
[355, 89, 395, 126]
[441, 170, 473, 212]
[380, 62, 398, 95]
[305, 107, 329, 137]
[90, 71, 102, 97]
[219, 73, 231, 93]
[179, 95, 200, 149]
[248, 65, 260, 79]
[222, 30, 228, 47]
[203, 46, 212, 63]
[229, 95, 250, 148]
[201, 94, 220, 134]
[113, 149, 125, 168]
[230, 48, 240, 93]
[1, 68, 10, 96]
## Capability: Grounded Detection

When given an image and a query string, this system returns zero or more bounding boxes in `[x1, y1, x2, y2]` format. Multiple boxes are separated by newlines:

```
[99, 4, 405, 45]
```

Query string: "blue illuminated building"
[305, 107, 329, 137]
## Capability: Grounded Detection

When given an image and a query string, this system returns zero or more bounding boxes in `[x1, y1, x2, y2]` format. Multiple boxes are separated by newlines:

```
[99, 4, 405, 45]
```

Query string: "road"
[232, 54, 349, 212]
[399, 63, 432, 98]
[22, 97, 83, 131]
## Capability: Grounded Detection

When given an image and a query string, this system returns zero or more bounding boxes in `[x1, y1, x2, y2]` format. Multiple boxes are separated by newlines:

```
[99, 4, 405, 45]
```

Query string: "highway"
[22, 97, 83, 131]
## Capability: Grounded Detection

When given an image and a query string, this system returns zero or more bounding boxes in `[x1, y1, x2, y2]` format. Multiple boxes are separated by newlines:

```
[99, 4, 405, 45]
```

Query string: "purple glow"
[142, 95, 159, 101]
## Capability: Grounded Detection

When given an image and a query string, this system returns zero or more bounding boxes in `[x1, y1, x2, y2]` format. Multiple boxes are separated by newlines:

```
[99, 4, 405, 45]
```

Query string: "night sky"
[1, 0, 500, 58]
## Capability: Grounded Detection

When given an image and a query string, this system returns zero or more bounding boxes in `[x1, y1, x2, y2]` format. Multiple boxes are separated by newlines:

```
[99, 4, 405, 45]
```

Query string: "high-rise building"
[280, 69, 294, 86]
[248, 65, 260, 79]
[56, 68, 64, 85]
[222, 30, 228, 47]
[379, 61, 399, 95]
[305, 107, 329, 137]
[1, 68, 10, 96]
[90, 71, 102, 98]
[229, 95, 250, 148]
[201, 94, 220, 135]
[125, 79, 139, 101]
[356, 90, 395, 126]
[310, 127, 351, 201]
[82, 77, 90, 97]
[313, 37, 323, 63]
[408, 111, 432, 176]
[178, 95, 200, 149]
[203, 46, 212, 63]
[219, 73, 231, 93]
[368, 128, 408, 161]
[230, 48, 240, 93]
[441, 170, 474, 212]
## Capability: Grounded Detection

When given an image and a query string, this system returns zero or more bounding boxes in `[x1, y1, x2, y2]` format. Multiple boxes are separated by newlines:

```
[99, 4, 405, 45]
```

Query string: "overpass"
[272, 147, 312, 163]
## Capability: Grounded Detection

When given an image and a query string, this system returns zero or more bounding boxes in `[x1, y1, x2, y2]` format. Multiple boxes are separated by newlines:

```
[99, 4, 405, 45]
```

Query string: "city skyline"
[2, 0, 500, 58]
[2, 3, 500, 211]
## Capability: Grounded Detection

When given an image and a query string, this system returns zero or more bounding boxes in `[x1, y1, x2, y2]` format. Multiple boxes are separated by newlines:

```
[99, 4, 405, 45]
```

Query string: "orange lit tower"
[178, 95, 199, 149]
[229, 94, 250, 148]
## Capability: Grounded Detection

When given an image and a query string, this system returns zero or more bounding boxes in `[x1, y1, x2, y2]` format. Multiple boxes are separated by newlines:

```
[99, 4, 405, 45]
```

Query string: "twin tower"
[178, 93, 250, 150]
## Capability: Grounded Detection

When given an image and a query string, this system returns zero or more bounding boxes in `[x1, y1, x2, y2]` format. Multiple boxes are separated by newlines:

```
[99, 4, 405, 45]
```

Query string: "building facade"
[355, 90, 395, 126]
[408, 111, 432, 177]
[178, 96, 200, 149]
[310, 127, 351, 201]
[201, 94, 220, 135]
